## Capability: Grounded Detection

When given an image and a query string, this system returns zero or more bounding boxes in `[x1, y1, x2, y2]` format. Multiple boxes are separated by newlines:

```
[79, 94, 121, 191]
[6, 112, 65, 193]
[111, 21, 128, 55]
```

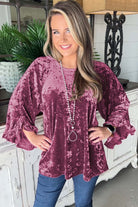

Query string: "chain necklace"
[60, 62, 78, 142]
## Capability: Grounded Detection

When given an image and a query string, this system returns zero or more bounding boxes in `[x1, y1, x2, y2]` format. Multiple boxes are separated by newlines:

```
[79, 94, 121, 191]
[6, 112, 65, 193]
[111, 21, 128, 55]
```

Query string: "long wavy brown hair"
[43, 0, 102, 101]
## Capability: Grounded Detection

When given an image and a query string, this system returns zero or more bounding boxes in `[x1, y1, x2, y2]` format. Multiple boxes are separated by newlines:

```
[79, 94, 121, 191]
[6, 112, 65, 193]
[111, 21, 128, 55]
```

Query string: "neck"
[62, 56, 77, 69]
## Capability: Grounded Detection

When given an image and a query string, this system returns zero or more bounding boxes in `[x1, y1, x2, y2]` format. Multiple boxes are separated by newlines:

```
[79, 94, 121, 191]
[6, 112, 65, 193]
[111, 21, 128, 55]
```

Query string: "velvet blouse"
[3, 56, 135, 181]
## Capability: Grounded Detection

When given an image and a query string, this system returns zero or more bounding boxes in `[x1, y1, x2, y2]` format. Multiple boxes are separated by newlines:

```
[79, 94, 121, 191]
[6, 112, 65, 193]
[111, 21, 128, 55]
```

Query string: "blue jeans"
[33, 173, 99, 207]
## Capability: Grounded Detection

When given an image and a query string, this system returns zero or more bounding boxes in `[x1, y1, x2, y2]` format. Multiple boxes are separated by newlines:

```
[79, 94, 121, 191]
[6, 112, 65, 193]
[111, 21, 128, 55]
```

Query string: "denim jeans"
[33, 173, 99, 207]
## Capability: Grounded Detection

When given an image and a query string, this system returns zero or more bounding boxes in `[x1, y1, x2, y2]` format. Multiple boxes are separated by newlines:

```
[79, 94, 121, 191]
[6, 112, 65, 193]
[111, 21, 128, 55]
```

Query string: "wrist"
[23, 128, 37, 141]
[105, 124, 116, 134]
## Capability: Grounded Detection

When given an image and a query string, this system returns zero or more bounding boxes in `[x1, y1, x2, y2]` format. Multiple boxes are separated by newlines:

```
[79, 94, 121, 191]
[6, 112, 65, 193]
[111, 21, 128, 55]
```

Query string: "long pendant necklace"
[60, 62, 78, 142]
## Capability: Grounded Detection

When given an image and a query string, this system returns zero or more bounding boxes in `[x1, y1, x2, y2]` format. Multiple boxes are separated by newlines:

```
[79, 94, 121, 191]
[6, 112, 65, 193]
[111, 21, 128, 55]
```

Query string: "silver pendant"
[68, 130, 78, 142]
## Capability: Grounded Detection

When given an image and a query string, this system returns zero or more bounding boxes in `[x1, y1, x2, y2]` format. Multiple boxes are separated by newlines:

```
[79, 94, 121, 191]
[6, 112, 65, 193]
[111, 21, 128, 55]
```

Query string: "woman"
[3, 0, 135, 207]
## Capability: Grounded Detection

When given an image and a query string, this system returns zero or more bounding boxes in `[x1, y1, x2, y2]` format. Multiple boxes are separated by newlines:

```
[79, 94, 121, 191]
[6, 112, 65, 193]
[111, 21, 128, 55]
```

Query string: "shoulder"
[93, 61, 123, 91]
[32, 56, 57, 69]
[93, 61, 113, 77]
[34, 55, 56, 64]
[25, 56, 58, 75]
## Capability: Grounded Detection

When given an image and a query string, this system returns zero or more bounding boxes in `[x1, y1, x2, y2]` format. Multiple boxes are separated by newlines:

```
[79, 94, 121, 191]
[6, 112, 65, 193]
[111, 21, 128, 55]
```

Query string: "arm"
[23, 129, 51, 151]
[93, 61, 135, 149]
[3, 58, 48, 150]
[88, 125, 113, 144]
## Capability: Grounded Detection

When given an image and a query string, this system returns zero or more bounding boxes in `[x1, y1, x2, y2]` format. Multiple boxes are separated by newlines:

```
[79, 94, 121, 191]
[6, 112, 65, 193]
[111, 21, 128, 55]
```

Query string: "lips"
[60, 45, 71, 49]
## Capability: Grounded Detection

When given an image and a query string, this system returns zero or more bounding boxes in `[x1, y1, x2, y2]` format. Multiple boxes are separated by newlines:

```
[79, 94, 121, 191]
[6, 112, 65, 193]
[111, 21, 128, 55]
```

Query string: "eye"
[66, 28, 70, 33]
[52, 30, 59, 35]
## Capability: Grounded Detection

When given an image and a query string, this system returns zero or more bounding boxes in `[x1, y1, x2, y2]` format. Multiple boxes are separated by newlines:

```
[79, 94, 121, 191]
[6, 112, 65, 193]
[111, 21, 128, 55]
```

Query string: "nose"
[60, 32, 67, 42]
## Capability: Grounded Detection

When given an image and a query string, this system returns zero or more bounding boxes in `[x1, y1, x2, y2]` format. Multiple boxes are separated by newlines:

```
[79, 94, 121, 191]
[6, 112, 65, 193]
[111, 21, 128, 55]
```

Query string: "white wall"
[94, 14, 138, 82]
[0, 0, 11, 29]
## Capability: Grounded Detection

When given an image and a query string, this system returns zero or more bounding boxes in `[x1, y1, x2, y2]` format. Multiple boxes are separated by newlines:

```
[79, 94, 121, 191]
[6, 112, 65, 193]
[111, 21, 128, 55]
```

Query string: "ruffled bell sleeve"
[3, 58, 43, 150]
[95, 62, 135, 149]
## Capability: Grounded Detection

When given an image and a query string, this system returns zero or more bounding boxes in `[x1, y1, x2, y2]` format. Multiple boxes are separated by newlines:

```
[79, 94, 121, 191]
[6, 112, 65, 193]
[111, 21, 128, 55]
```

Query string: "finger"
[93, 138, 101, 143]
[40, 141, 51, 150]
[40, 141, 50, 150]
[88, 127, 99, 132]
[38, 145, 47, 151]
[44, 137, 52, 144]
[90, 137, 100, 142]
[89, 131, 102, 139]
[89, 137, 100, 143]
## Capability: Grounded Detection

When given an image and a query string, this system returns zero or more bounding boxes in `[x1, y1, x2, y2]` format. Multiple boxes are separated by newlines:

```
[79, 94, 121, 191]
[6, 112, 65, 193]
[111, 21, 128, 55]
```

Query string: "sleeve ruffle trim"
[3, 118, 38, 151]
[104, 124, 136, 149]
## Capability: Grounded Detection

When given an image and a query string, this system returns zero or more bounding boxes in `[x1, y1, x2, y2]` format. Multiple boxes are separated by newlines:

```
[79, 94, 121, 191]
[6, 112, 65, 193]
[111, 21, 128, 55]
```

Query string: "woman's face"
[51, 14, 79, 60]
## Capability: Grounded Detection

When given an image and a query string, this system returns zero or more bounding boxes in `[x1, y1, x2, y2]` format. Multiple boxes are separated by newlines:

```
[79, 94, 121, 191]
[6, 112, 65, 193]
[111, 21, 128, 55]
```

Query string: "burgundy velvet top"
[3, 56, 135, 181]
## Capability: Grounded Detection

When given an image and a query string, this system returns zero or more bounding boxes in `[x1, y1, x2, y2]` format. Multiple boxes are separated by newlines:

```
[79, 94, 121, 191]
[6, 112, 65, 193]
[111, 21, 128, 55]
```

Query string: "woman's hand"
[88, 126, 112, 143]
[23, 128, 52, 151]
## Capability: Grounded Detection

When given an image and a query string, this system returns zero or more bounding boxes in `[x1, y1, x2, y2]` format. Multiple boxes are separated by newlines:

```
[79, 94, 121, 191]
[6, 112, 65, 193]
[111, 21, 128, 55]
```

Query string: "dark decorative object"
[90, 14, 95, 40]
[104, 11, 125, 77]
[33, 0, 41, 2]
